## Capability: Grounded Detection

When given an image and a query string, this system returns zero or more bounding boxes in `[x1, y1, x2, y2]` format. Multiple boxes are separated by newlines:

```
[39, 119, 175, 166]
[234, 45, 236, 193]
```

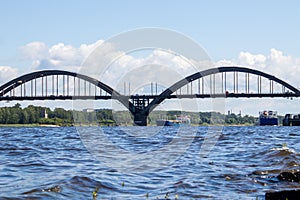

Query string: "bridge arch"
[146, 66, 300, 113]
[0, 70, 135, 109]
[0, 70, 119, 97]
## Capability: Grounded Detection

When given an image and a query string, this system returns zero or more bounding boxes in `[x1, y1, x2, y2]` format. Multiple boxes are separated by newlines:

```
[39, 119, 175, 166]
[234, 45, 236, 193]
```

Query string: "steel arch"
[0, 70, 117, 96]
[146, 66, 300, 113]
[0, 70, 135, 109]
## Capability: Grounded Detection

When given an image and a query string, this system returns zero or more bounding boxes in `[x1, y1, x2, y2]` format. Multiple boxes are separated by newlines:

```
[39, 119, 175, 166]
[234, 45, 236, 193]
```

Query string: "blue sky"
[0, 0, 300, 115]
[1, 0, 299, 63]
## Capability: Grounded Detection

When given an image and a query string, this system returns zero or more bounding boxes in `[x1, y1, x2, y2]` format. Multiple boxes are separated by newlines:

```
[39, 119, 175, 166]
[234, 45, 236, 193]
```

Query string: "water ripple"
[0, 126, 299, 199]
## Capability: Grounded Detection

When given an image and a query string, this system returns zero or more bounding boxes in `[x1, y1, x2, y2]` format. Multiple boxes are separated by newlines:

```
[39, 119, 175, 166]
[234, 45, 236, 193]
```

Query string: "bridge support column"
[131, 96, 150, 126]
[133, 112, 148, 126]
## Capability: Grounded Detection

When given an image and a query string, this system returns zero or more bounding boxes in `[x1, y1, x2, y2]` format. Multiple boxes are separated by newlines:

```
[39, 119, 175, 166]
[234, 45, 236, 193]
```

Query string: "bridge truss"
[0, 67, 299, 125]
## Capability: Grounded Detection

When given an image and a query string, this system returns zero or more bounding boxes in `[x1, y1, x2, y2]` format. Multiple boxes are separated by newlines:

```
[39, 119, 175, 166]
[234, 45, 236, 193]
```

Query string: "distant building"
[82, 108, 102, 113]
[83, 108, 95, 113]
[44, 109, 48, 119]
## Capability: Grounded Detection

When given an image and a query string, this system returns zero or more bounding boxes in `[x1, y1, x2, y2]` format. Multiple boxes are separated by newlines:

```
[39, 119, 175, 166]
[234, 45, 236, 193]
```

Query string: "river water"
[0, 126, 299, 199]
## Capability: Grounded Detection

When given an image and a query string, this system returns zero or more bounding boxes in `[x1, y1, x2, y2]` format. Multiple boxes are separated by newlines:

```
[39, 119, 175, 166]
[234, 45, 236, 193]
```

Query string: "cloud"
[238, 51, 266, 67]
[99, 48, 210, 92]
[20, 41, 48, 60]
[216, 48, 300, 88]
[18, 40, 300, 90]
[269, 48, 292, 65]
[0, 66, 19, 84]
[48, 43, 79, 62]
[20, 40, 104, 71]
[20, 40, 210, 84]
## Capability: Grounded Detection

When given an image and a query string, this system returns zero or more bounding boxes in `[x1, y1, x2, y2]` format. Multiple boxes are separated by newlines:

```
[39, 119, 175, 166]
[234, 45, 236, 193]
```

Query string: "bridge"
[0, 66, 299, 126]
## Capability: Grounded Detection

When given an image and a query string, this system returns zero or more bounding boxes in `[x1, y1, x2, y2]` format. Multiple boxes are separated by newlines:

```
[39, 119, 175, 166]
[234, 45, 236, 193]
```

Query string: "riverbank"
[0, 124, 40, 127]
[0, 124, 60, 127]
[0, 123, 257, 127]
[0, 104, 260, 127]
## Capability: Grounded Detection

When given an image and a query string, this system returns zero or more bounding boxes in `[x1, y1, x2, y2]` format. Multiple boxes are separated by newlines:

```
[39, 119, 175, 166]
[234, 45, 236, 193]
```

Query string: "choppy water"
[0, 126, 299, 199]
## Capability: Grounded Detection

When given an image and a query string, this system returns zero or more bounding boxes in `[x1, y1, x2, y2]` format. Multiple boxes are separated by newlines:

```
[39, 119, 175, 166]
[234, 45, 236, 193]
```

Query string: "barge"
[258, 110, 278, 126]
[283, 114, 300, 126]
[156, 115, 191, 126]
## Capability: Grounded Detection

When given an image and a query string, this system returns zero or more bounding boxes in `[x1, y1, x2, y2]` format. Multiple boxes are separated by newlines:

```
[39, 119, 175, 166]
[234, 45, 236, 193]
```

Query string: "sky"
[0, 0, 300, 116]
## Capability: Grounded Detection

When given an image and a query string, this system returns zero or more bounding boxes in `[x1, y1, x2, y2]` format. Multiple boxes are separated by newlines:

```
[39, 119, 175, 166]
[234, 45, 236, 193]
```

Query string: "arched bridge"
[0, 66, 299, 126]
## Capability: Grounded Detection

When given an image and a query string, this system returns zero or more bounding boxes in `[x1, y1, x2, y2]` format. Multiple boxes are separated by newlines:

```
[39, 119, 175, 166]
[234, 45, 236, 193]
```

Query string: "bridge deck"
[0, 92, 298, 101]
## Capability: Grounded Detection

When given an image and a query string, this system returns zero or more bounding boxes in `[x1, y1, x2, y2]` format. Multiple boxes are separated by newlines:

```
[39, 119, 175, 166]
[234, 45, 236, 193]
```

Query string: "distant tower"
[44, 109, 48, 119]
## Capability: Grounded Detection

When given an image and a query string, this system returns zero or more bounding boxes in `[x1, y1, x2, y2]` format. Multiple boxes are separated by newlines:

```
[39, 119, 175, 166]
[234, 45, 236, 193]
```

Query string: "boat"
[258, 110, 278, 126]
[283, 114, 300, 126]
[156, 115, 191, 126]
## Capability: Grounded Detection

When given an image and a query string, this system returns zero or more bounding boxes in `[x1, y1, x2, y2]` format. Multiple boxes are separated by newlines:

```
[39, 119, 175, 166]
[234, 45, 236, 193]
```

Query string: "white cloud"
[216, 48, 300, 87]
[79, 40, 104, 58]
[238, 51, 266, 67]
[20, 40, 208, 85]
[49, 43, 79, 61]
[17, 40, 300, 88]
[269, 48, 291, 65]
[20, 40, 104, 71]
[0, 66, 19, 84]
[74, 45, 204, 91]
[20, 41, 48, 60]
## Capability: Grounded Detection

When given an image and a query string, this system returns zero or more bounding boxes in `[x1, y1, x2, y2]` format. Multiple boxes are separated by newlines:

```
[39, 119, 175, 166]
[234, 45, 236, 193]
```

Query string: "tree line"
[0, 104, 259, 126]
[148, 110, 257, 125]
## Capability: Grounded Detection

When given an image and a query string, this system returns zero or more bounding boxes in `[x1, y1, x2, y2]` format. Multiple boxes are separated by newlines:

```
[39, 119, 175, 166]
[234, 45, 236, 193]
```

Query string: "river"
[0, 126, 299, 199]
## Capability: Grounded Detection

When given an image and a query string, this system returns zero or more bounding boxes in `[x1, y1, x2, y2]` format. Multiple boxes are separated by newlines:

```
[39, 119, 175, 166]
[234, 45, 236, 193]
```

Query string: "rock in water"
[277, 171, 300, 182]
[265, 190, 300, 200]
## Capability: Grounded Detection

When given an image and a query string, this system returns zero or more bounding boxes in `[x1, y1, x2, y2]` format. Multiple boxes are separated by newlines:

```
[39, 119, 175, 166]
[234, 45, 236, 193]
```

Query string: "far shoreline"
[0, 124, 61, 127]
[0, 123, 279, 127]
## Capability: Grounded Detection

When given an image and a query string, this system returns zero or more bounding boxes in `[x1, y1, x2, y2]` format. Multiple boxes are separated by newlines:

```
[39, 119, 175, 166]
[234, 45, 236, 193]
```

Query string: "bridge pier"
[131, 96, 150, 126]
[133, 112, 148, 126]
